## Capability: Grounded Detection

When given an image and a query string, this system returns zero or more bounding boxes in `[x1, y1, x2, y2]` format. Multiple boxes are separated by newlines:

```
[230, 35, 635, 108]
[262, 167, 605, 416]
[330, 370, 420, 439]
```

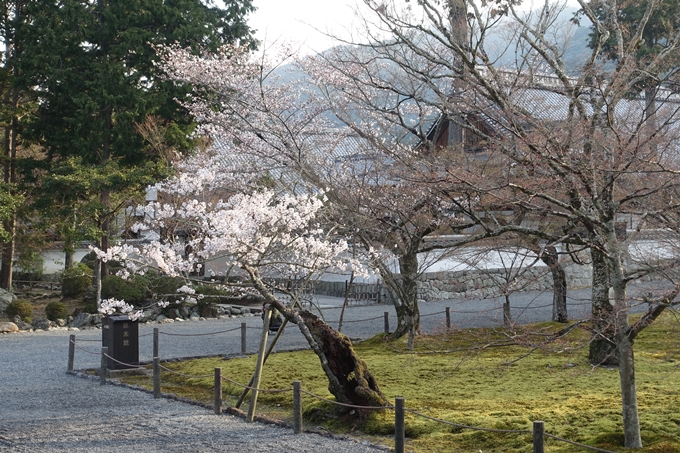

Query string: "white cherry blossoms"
[98, 298, 143, 321]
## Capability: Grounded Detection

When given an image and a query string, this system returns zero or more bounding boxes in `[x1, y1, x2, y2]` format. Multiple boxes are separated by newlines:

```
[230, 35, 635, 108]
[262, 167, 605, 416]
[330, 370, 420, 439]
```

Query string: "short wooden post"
[241, 322, 247, 355]
[100, 347, 107, 386]
[384, 312, 390, 334]
[247, 307, 272, 422]
[67, 334, 75, 371]
[293, 380, 302, 434]
[214, 367, 222, 415]
[153, 357, 161, 398]
[153, 328, 159, 359]
[533, 420, 545, 453]
[445, 307, 451, 330]
[395, 397, 405, 453]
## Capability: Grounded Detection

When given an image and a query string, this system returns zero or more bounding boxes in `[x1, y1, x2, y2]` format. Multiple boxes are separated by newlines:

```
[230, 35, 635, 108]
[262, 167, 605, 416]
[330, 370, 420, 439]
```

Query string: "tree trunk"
[64, 251, 74, 269]
[503, 294, 512, 326]
[246, 266, 388, 410]
[589, 248, 617, 365]
[386, 251, 421, 342]
[618, 333, 642, 447]
[540, 245, 568, 323]
[0, 217, 15, 290]
[609, 248, 642, 448]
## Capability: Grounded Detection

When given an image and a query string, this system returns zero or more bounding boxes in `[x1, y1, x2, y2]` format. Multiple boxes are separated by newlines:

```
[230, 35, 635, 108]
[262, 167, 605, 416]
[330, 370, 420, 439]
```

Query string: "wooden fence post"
[153, 357, 161, 398]
[214, 367, 222, 415]
[446, 307, 451, 330]
[100, 347, 107, 386]
[293, 380, 302, 434]
[153, 328, 159, 359]
[67, 334, 75, 371]
[384, 312, 390, 334]
[533, 420, 545, 453]
[395, 397, 405, 453]
[241, 322, 247, 355]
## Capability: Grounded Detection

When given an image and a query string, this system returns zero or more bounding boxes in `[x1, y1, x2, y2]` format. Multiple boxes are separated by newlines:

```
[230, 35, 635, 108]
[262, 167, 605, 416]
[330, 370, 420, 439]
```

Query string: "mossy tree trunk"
[244, 265, 389, 410]
[589, 248, 618, 366]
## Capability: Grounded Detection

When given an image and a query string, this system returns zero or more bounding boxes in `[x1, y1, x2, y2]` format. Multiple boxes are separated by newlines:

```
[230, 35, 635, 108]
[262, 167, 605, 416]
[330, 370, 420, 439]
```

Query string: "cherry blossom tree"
[96, 178, 388, 408]
[156, 43, 479, 348]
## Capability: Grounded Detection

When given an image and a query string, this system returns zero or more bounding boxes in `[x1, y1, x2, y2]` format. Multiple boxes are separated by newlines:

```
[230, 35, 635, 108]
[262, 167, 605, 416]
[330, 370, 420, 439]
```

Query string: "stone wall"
[417, 261, 592, 302]
[310, 260, 593, 303]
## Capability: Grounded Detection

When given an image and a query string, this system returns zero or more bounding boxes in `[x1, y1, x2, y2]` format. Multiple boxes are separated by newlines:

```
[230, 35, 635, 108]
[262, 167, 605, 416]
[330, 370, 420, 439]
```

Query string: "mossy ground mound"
[119, 314, 680, 453]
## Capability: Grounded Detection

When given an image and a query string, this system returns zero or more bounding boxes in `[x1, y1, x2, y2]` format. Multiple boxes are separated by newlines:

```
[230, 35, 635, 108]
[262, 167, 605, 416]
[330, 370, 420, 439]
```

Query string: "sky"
[247, 0, 583, 55]
[248, 0, 363, 55]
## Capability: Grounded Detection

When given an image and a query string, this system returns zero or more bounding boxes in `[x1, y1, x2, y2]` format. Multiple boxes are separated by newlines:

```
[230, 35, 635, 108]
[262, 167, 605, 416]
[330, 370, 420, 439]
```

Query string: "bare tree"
[330, 0, 680, 447]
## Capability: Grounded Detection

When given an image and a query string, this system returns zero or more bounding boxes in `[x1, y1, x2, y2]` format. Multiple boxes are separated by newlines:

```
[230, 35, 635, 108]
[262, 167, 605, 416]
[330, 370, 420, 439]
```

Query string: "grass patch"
[119, 313, 680, 452]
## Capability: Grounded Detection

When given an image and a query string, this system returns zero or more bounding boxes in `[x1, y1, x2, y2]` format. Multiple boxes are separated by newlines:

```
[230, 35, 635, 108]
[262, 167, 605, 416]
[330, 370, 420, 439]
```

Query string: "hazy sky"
[248, 0, 583, 55]
[248, 0, 362, 54]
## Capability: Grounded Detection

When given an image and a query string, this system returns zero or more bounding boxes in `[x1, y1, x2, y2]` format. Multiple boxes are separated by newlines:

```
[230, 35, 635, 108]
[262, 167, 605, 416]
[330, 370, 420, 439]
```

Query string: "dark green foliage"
[44, 301, 68, 321]
[16, 0, 257, 263]
[81, 302, 99, 314]
[148, 274, 185, 303]
[61, 263, 93, 298]
[5, 300, 33, 321]
[101, 274, 150, 307]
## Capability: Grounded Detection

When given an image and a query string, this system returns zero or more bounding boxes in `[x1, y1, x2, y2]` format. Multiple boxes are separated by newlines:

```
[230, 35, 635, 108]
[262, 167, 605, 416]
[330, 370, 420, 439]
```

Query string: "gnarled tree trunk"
[540, 245, 568, 323]
[246, 265, 388, 410]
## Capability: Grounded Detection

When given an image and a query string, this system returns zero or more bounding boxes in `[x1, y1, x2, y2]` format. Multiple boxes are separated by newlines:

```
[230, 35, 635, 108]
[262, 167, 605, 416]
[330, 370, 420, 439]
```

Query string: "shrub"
[148, 274, 186, 302]
[61, 263, 93, 298]
[101, 274, 150, 307]
[5, 300, 33, 322]
[44, 301, 68, 321]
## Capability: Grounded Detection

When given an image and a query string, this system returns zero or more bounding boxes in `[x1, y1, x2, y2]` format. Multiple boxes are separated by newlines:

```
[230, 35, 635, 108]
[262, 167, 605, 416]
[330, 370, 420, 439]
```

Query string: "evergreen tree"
[18, 0, 256, 277]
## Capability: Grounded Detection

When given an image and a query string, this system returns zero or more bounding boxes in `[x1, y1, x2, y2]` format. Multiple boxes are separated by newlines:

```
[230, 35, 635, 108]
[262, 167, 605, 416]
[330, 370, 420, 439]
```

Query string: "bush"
[44, 301, 68, 321]
[5, 300, 33, 322]
[61, 263, 93, 298]
[101, 274, 150, 307]
[148, 274, 186, 303]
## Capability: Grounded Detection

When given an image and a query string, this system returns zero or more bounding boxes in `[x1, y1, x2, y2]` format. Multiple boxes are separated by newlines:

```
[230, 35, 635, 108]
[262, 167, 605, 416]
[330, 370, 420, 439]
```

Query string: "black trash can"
[102, 315, 139, 370]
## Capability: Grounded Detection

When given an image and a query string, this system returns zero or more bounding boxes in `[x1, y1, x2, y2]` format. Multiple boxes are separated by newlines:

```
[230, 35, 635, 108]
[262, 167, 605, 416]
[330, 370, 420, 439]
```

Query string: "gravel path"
[0, 285, 649, 452]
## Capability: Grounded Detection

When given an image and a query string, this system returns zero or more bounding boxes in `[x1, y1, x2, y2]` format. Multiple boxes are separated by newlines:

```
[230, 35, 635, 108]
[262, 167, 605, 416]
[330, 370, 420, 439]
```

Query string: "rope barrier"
[545, 433, 619, 453]
[102, 353, 147, 370]
[340, 315, 386, 324]
[159, 326, 241, 337]
[157, 363, 214, 379]
[420, 311, 445, 318]
[300, 389, 393, 411]
[70, 340, 102, 355]
[74, 338, 101, 342]
[403, 408, 531, 434]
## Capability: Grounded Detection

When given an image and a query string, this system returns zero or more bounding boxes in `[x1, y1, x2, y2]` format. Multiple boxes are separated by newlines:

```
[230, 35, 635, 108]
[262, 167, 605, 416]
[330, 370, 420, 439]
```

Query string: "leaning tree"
[96, 163, 389, 408]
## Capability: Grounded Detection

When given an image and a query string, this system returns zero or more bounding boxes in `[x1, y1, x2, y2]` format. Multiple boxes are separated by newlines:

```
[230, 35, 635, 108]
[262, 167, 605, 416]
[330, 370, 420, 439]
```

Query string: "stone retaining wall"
[311, 261, 594, 303]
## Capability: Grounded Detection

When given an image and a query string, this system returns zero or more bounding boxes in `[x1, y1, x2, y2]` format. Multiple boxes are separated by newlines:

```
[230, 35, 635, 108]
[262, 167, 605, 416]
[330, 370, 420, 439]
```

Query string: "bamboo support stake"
[235, 317, 289, 408]
[246, 307, 271, 422]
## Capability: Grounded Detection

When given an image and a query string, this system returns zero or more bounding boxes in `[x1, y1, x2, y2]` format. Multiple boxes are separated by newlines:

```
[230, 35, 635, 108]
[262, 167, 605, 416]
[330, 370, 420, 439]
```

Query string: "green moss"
[119, 313, 680, 453]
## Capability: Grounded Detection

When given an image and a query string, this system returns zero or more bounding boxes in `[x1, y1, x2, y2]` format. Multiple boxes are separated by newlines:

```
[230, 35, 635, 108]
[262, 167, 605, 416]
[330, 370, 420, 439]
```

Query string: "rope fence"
[66, 311, 619, 453]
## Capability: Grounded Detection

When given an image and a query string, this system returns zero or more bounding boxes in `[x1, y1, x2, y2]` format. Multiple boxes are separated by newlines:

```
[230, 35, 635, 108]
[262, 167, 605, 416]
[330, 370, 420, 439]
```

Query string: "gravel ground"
[0, 285, 650, 452]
